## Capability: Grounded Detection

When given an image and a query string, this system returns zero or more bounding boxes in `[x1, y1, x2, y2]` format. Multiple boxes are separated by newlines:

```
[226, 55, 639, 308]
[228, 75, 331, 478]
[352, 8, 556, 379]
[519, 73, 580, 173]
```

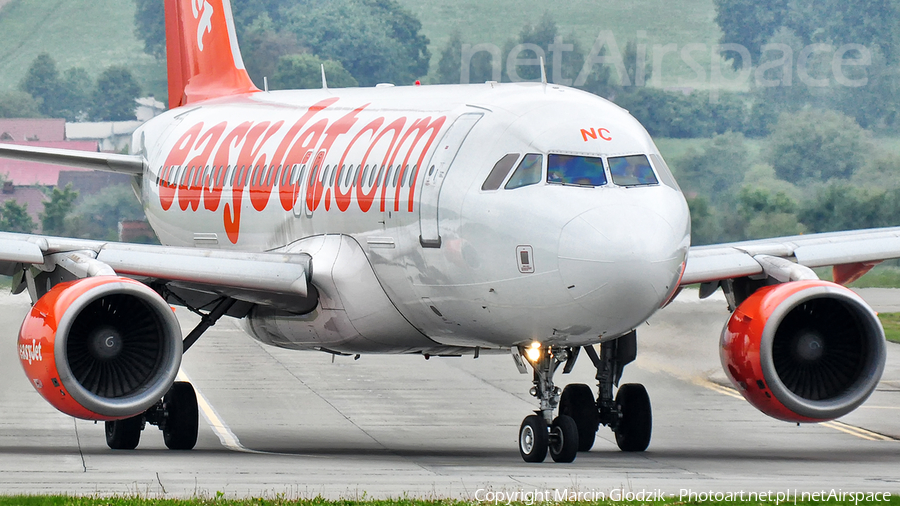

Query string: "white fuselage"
[134, 82, 691, 354]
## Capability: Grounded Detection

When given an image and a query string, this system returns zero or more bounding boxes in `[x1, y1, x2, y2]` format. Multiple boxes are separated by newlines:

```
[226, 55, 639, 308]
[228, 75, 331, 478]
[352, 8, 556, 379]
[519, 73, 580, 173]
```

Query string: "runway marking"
[176, 370, 260, 453]
[693, 378, 898, 442]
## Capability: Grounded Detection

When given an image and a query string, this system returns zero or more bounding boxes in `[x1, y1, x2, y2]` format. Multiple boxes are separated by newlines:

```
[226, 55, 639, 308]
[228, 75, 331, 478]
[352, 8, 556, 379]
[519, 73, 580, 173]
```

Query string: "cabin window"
[399, 164, 409, 187]
[296, 165, 307, 186]
[505, 154, 543, 189]
[343, 165, 353, 186]
[376, 165, 386, 186]
[547, 154, 606, 187]
[407, 164, 417, 187]
[392, 165, 402, 187]
[609, 154, 658, 186]
[352, 165, 361, 187]
[482, 153, 520, 191]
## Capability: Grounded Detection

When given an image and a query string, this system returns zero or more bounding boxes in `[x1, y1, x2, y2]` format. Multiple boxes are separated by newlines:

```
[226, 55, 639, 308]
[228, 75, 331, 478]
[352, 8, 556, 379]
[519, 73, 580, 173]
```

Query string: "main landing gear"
[105, 381, 200, 450]
[515, 331, 651, 463]
[104, 296, 235, 451]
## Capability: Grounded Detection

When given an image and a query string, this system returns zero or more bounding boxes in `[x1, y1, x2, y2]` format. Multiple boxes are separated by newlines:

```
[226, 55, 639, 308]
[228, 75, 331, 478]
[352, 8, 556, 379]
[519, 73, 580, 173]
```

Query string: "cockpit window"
[482, 153, 520, 191]
[649, 153, 681, 191]
[547, 154, 607, 187]
[608, 155, 658, 186]
[505, 154, 543, 189]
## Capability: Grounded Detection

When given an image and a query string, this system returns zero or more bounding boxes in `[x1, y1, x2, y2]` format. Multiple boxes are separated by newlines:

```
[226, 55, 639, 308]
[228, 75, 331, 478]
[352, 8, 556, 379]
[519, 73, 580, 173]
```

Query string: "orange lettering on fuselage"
[156, 98, 447, 244]
[581, 127, 612, 142]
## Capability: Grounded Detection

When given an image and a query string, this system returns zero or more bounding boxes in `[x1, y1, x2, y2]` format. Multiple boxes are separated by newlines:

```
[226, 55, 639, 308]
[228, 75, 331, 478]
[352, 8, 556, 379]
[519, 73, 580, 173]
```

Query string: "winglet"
[165, 0, 260, 108]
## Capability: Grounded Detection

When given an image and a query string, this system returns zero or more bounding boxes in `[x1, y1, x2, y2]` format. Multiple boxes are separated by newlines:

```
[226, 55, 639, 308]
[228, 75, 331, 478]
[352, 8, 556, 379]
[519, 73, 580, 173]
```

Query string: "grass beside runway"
[879, 313, 900, 344]
[3, 497, 900, 506]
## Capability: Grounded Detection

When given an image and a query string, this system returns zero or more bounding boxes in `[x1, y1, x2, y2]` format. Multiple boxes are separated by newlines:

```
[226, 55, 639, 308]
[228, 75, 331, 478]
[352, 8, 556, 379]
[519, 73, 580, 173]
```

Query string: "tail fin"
[165, 0, 259, 108]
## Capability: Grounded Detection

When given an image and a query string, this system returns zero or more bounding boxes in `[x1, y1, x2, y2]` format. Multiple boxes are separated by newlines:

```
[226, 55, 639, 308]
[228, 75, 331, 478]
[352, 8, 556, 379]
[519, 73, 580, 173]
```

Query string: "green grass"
[815, 264, 900, 289]
[879, 312, 900, 343]
[2, 499, 900, 506]
[0, 0, 167, 100]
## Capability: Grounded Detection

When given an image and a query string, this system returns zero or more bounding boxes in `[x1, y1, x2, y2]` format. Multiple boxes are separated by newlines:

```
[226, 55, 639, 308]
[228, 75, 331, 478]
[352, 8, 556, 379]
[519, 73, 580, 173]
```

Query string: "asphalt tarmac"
[1, 288, 899, 499]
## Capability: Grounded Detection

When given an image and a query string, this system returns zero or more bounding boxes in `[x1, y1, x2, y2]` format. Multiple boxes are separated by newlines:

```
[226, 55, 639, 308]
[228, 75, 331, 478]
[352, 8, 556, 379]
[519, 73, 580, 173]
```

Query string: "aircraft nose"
[557, 205, 685, 321]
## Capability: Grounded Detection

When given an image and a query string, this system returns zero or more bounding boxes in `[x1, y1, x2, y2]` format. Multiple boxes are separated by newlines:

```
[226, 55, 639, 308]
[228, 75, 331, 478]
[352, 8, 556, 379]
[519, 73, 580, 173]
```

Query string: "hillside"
[0, 0, 166, 99]
[0, 0, 733, 101]
[395, 0, 735, 88]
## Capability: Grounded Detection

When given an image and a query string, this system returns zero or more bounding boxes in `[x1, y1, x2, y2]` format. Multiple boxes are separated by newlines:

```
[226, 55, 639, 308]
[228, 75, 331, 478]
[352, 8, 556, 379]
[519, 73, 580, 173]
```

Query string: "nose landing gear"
[515, 331, 652, 463]
[516, 344, 580, 463]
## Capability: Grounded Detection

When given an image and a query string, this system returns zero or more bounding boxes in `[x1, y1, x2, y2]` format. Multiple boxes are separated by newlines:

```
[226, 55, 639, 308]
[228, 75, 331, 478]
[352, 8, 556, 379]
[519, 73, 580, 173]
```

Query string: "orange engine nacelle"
[18, 277, 182, 421]
[721, 280, 885, 423]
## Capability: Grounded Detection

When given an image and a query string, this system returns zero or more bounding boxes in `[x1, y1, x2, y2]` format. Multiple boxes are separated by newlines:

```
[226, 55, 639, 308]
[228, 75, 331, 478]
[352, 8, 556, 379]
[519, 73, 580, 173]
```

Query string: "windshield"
[608, 155, 658, 186]
[547, 154, 607, 187]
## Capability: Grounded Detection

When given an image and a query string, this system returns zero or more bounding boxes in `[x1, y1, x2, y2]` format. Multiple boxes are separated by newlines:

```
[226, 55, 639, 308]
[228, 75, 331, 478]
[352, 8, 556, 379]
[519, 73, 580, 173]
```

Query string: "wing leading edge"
[0, 232, 314, 315]
[682, 227, 900, 286]
[0, 143, 145, 175]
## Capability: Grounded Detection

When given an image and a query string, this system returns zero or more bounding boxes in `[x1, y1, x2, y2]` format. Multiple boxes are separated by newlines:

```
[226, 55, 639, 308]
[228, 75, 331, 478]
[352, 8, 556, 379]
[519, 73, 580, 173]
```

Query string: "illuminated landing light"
[524, 342, 542, 363]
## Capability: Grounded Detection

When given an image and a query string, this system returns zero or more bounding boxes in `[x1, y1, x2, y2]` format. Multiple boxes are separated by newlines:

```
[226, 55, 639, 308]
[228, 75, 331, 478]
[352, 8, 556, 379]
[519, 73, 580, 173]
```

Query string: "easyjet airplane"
[1, 0, 896, 463]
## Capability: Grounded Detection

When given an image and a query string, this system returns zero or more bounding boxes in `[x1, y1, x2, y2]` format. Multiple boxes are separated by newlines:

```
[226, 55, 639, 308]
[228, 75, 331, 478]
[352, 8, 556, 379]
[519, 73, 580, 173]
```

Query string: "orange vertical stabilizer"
[164, 0, 260, 109]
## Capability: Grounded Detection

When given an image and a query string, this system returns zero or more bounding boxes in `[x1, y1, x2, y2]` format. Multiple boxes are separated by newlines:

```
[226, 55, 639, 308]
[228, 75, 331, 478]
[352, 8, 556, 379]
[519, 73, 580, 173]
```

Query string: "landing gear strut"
[514, 331, 652, 463]
[104, 381, 199, 450]
[585, 331, 652, 452]
[516, 344, 580, 463]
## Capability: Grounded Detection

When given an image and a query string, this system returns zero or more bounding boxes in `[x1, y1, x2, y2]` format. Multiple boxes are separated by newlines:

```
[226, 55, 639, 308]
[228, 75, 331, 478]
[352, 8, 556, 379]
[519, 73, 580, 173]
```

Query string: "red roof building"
[0, 140, 98, 186]
[0, 119, 66, 142]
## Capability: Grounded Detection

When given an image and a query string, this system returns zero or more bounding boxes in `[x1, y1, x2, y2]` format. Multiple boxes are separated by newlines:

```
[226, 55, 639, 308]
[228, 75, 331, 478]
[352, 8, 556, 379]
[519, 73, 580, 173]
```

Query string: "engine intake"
[18, 277, 182, 420]
[720, 280, 885, 422]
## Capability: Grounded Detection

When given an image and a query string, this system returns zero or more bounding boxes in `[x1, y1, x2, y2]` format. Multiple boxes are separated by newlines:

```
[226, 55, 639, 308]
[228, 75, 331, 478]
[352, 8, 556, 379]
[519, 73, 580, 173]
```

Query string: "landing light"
[524, 342, 542, 363]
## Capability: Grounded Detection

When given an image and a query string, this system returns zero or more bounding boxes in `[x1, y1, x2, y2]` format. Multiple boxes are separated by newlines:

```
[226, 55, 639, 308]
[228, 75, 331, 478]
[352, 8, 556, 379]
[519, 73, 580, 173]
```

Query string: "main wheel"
[549, 415, 579, 463]
[105, 415, 143, 450]
[614, 383, 652, 452]
[163, 382, 199, 450]
[559, 383, 599, 451]
[519, 415, 548, 463]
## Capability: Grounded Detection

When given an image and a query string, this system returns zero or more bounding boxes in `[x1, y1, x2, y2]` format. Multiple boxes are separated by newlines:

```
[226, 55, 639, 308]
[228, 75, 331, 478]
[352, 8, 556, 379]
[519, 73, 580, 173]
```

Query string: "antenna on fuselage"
[263, 76, 269, 92]
[540, 56, 547, 87]
[321, 64, 328, 90]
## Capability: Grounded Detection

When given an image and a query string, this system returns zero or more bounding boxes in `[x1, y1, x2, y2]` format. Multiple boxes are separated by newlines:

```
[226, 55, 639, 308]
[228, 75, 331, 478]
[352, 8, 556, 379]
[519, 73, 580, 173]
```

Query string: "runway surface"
[1, 288, 899, 499]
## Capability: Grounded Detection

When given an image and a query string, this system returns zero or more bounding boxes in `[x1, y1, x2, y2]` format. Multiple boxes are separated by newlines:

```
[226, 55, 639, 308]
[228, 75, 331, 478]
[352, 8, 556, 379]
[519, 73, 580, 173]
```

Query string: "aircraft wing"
[0, 143, 145, 175]
[0, 232, 313, 315]
[682, 227, 900, 286]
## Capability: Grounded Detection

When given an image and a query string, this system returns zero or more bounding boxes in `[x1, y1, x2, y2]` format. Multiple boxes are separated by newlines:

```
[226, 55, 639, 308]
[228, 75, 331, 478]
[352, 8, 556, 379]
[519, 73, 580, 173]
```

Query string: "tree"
[90, 66, 141, 121]
[798, 183, 889, 233]
[40, 184, 78, 236]
[0, 200, 35, 233]
[65, 185, 144, 240]
[713, 0, 789, 69]
[20, 53, 63, 117]
[0, 91, 42, 118]
[673, 132, 750, 201]
[57, 68, 93, 122]
[240, 13, 303, 88]
[289, 0, 430, 86]
[767, 109, 871, 183]
[271, 54, 358, 90]
[134, 0, 166, 59]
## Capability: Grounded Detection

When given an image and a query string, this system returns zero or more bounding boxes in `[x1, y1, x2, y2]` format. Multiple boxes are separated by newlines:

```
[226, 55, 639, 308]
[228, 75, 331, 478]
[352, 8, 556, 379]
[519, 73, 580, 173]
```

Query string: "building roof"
[66, 121, 143, 141]
[0, 119, 66, 142]
[0, 140, 98, 186]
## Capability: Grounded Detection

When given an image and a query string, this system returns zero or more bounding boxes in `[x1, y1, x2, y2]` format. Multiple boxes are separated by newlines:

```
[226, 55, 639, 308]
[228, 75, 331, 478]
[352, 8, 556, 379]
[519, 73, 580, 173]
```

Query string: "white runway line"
[694, 377, 898, 442]
[176, 369, 261, 453]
